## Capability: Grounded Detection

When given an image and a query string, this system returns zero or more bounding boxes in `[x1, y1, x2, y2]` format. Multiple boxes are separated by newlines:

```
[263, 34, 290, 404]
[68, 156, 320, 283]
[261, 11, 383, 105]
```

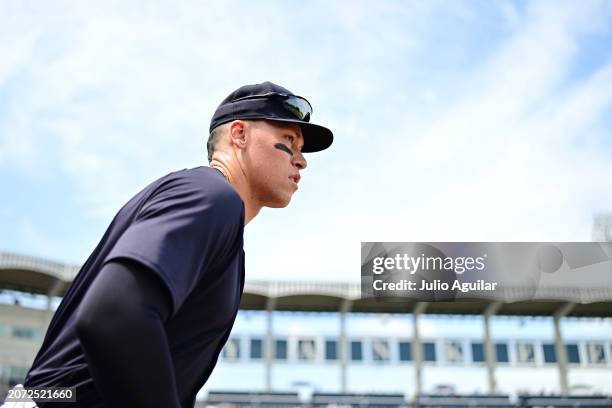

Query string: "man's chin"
[265, 195, 292, 209]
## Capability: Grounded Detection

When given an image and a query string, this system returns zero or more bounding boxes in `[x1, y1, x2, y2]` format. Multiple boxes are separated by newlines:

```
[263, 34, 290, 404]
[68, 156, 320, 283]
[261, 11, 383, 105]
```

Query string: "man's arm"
[75, 259, 181, 408]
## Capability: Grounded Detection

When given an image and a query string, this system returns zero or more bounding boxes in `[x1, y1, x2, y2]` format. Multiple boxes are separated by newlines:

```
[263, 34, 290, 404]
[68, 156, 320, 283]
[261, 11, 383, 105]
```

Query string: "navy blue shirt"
[25, 166, 245, 407]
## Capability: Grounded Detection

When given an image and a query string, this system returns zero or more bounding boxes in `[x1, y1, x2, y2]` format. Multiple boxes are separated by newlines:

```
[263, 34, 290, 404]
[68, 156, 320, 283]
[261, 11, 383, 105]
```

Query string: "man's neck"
[209, 161, 261, 225]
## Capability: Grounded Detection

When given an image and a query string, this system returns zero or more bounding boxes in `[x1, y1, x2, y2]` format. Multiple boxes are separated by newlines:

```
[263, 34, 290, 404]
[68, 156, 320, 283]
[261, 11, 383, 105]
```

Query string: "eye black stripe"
[274, 143, 293, 156]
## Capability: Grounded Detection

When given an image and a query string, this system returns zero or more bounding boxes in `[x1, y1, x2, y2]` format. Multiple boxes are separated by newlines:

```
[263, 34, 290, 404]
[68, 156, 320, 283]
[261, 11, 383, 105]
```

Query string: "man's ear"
[228, 120, 248, 150]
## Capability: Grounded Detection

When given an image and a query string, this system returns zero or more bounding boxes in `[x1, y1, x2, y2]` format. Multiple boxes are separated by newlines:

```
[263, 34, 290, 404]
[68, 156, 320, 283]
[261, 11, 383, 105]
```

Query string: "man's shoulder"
[160, 166, 243, 211]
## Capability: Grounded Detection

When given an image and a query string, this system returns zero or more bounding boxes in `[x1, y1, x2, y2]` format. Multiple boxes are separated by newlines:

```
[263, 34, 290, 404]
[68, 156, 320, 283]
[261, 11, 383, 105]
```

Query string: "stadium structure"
[1, 215, 612, 407]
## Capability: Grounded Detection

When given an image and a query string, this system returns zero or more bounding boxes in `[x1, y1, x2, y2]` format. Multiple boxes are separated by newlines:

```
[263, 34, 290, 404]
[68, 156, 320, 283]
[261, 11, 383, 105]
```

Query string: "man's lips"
[289, 174, 301, 184]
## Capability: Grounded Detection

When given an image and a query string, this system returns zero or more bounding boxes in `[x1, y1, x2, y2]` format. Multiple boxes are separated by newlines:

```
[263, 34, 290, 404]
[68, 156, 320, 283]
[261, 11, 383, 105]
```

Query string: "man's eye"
[285, 135, 295, 143]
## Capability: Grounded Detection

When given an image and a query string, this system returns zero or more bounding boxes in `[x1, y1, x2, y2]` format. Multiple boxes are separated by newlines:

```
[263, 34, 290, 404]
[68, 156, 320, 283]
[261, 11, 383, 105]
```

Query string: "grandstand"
[1, 248, 612, 407]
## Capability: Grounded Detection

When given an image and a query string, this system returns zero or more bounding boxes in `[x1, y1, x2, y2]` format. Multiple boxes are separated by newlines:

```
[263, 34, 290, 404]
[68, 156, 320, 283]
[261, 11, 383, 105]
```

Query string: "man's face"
[242, 120, 307, 208]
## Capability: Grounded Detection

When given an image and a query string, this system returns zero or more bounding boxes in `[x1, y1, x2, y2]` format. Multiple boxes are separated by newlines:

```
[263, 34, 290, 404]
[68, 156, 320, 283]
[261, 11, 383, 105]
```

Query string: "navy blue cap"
[210, 81, 333, 153]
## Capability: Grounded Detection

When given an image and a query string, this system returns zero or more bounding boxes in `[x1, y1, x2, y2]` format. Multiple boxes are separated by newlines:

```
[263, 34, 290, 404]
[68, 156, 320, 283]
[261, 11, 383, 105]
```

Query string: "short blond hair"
[206, 123, 229, 162]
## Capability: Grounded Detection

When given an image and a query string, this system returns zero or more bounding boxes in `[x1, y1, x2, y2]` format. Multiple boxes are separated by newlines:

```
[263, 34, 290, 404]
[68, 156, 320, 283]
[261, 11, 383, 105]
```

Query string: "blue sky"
[1, 0, 612, 282]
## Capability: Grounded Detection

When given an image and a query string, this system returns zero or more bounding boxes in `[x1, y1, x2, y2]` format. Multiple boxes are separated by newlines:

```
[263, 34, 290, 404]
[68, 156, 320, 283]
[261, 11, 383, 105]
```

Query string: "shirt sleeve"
[104, 171, 244, 316]
[75, 259, 181, 408]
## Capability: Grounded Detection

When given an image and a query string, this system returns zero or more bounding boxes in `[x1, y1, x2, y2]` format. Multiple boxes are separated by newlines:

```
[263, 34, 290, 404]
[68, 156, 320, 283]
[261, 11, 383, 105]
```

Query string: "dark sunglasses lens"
[282, 96, 312, 121]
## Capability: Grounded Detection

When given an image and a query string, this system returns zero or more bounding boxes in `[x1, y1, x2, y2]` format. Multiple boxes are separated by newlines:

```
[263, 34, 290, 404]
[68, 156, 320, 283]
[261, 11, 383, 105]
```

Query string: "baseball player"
[3, 81, 333, 408]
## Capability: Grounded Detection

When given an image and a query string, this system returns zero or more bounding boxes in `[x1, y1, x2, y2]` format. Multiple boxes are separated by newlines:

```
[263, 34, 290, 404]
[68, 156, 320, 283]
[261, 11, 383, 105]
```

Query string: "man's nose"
[292, 151, 307, 170]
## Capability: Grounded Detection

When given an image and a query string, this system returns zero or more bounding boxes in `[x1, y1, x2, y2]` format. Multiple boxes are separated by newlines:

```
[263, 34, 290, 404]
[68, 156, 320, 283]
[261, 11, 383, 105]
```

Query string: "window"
[541, 344, 580, 364]
[12, 326, 41, 340]
[423, 342, 436, 362]
[275, 339, 287, 360]
[399, 341, 412, 362]
[542, 344, 556, 363]
[350, 341, 363, 361]
[222, 338, 240, 361]
[372, 339, 390, 362]
[298, 339, 316, 361]
[471, 343, 484, 363]
[250, 338, 263, 359]
[495, 343, 509, 363]
[586, 343, 606, 365]
[566, 344, 580, 364]
[325, 340, 337, 361]
[444, 341, 464, 363]
[516, 342, 535, 364]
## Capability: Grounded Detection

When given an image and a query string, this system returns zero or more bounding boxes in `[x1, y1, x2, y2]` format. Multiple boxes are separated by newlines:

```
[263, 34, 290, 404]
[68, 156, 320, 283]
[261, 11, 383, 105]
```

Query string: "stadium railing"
[518, 395, 612, 408]
[205, 391, 302, 408]
[311, 392, 406, 408]
[414, 394, 514, 408]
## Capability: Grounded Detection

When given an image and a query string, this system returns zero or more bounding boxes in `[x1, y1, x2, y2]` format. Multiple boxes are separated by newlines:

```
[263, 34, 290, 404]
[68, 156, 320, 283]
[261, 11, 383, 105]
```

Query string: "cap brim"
[263, 117, 333, 153]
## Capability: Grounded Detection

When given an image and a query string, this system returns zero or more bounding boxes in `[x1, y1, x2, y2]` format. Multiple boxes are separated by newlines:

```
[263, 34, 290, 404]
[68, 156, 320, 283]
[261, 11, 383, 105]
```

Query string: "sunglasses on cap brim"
[231, 92, 313, 122]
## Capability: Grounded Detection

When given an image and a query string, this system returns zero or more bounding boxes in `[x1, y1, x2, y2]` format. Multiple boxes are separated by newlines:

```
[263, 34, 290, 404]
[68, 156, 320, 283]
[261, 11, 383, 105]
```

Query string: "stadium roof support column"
[413, 302, 428, 396]
[339, 299, 353, 393]
[554, 302, 574, 395]
[483, 302, 502, 394]
[265, 297, 277, 392]
[44, 278, 64, 327]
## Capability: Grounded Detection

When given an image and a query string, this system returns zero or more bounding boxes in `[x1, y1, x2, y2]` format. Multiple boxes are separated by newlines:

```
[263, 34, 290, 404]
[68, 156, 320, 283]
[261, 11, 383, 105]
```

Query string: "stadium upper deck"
[1, 250, 611, 317]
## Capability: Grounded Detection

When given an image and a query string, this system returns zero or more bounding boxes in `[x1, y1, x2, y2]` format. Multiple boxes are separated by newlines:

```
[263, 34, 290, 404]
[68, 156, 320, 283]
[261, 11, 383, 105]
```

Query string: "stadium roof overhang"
[2, 250, 611, 317]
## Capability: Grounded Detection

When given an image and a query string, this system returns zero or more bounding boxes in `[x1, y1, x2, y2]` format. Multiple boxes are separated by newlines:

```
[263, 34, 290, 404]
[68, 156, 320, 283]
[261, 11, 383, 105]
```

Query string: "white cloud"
[245, 0, 612, 281]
